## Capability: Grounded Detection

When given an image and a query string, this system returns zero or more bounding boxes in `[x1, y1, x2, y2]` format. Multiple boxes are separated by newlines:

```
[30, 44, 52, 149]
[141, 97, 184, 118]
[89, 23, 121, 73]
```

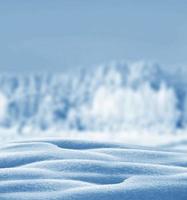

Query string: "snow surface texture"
[0, 61, 187, 143]
[0, 139, 187, 200]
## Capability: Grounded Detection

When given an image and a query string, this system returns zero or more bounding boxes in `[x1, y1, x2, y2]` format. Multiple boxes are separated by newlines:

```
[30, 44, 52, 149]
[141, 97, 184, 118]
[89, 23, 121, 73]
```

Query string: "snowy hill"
[0, 139, 186, 200]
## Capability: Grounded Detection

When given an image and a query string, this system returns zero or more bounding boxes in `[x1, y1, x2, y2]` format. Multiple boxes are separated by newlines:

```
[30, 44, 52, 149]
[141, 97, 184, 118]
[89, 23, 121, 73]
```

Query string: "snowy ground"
[0, 62, 187, 199]
[0, 138, 187, 200]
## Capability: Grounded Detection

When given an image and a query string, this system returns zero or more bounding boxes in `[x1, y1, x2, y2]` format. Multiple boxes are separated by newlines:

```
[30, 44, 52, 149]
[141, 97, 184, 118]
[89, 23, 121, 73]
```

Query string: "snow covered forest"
[0, 61, 186, 135]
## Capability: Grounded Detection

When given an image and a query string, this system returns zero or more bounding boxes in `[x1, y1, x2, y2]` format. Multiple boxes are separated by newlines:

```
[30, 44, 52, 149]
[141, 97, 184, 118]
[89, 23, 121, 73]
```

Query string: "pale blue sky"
[0, 0, 187, 73]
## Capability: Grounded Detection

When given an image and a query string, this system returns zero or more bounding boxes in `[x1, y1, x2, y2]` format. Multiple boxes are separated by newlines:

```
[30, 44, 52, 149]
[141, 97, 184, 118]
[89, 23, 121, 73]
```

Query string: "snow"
[0, 92, 7, 121]
[0, 139, 186, 199]
[0, 61, 183, 134]
[0, 61, 187, 144]
[0, 61, 187, 198]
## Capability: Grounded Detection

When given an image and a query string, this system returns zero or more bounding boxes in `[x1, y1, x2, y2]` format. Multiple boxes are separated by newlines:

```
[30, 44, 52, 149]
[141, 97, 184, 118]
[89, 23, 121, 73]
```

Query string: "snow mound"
[0, 139, 187, 199]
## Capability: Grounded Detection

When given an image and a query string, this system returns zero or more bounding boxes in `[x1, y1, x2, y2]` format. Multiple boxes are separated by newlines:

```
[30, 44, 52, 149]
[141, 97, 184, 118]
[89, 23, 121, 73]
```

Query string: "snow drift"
[0, 139, 186, 200]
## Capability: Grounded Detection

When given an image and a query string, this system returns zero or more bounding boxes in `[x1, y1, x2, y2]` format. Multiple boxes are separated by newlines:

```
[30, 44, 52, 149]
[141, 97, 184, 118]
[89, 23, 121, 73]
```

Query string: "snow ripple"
[0, 139, 186, 199]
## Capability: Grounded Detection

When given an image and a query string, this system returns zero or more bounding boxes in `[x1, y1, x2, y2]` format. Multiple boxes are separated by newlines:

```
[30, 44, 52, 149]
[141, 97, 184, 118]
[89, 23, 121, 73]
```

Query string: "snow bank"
[0, 139, 186, 199]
